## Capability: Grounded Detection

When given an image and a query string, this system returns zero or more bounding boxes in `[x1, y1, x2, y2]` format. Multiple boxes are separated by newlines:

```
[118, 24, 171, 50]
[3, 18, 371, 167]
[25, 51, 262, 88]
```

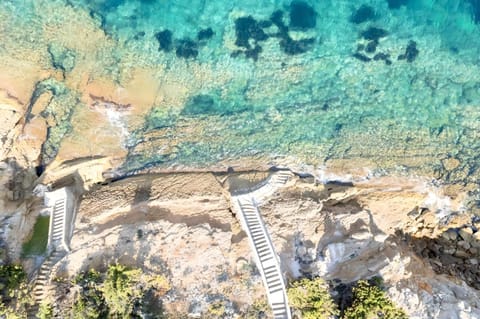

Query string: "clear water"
[3, 0, 480, 185]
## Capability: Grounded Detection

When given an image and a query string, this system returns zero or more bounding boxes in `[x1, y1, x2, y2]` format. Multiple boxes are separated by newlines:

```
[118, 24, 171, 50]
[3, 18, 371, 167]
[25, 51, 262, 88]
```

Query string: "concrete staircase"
[28, 250, 66, 317]
[247, 170, 292, 201]
[232, 170, 293, 319]
[28, 188, 72, 318]
[237, 197, 291, 319]
[48, 197, 66, 248]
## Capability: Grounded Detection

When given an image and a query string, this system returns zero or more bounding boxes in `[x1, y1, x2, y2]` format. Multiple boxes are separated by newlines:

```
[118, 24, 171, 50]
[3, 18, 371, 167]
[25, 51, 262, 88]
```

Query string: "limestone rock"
[459, 227, 473, 242]
[10, 116, 48, 166]
[442, 157, 461, 171]
[471, 232, 480, 248]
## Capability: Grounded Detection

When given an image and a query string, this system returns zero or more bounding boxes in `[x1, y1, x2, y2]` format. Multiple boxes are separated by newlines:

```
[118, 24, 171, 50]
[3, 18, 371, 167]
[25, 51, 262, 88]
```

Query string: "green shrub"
[73, 269, 102, 286]
[37, 302, 54, 319]
[71, 269, 108, 319]
[343, 280, 407, 319]
[70, 264, 170, 318]
[102, 264, 142, 318]
[72, 290, 107, 319]
[0, 264, 26, 292]
[0, 264, 31, 318]
[287, 277, 339, 319]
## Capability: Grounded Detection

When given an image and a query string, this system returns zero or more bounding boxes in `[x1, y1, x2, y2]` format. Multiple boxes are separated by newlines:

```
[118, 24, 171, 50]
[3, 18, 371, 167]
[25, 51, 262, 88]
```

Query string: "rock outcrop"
[24, 170, 480, 318]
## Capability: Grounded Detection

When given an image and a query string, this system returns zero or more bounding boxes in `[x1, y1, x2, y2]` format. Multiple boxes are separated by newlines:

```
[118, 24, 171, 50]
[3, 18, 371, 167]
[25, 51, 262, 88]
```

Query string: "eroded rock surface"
[35, 171, 480, 318]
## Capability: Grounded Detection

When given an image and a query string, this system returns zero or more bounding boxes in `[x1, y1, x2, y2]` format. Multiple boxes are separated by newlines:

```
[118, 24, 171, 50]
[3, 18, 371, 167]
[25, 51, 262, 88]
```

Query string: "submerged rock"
[270, 9, 288, 34]
[155, 29, 173, 52]
[350, 5, 376, 24]
[258, 20, 273, 28]
[373, 52, 392, 65]
[245, 45, 263, 61]
[361, 27, 388, 41]
[353, 52, 371, 62]
[47, 43, 76, 73]
[386, 0, 409, 9]
[470, 0, 480, 24]
[280, 37, 315, 55]
[398, 40, 419, 62]
[197, 27, 214, 41]
[234, 16, 268, 49]
[183, 94, 215, 115]
[365, 40, 378, 53]
[289, 1, 317, 30]
[175, 38, 198, 59]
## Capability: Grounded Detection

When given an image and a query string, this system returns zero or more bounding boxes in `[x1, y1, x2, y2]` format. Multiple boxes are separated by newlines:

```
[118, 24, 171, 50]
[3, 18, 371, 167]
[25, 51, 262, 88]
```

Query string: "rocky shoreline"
[1, 158, 480, 317]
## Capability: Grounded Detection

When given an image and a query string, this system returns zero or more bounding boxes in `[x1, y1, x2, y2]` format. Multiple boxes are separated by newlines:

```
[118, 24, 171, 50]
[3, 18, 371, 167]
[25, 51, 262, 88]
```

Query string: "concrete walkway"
[231, 170, 293, 319]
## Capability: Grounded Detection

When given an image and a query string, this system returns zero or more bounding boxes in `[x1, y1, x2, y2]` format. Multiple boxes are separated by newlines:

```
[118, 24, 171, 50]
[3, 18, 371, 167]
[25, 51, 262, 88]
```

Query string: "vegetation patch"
[288, 277, 407, 319]
[22, 215, 49, 256]
[343, 280, 408, 319]
[287, 277, 339, 319]
[0, 264, 32, 318]
[68, 264, 171, 319]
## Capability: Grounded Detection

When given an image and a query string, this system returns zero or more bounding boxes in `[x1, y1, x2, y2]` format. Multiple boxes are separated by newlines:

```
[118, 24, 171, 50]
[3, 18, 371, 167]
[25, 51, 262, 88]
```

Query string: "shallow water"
[3, 0, 480, 185]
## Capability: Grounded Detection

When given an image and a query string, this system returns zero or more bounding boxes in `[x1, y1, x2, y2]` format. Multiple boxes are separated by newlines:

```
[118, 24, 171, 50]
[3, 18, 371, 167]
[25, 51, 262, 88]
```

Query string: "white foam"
[422, 189, 453, 220]
[104, 108, 130, 149]
[314, 165, 373, 184]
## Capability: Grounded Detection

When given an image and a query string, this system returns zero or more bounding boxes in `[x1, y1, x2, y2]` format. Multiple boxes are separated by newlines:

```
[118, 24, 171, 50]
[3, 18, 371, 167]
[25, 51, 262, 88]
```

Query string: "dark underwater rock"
[182, 94, 216, 115]
[230, 8, 316, 58]
[271, 10, 286, 28]
[365, 40, 378, 53]
[361, 27, 388, 41]
[280, 37, 315, 55]
[350, 5, 376, 24]
[470, 0, 480, 24]
[181, 94, 248, 116]
[198, 28, 214, 41]
[270, 10, 289, 36]
[230, 50, 242, 58]
[386, 0, 408, 9]
[258, 20, 273, 28]
[234, 16, 268, 49]
[373, 52, 392, 65]
[398, 40, 419, 62]
[352, 52, 371, 62]
[231, 45, 263, 61]
[373, 52, 388, 60]
[47, 43, 76, 73]
[155, 29, 173, 52]
[175, 39, 198, 59]
[245, 45, 263, 61]
[289, 1, 317, 29]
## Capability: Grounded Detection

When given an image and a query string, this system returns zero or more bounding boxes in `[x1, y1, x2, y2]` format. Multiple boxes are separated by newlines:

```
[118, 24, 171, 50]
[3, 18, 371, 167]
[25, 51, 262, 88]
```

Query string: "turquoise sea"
[3, 0, 480, 186]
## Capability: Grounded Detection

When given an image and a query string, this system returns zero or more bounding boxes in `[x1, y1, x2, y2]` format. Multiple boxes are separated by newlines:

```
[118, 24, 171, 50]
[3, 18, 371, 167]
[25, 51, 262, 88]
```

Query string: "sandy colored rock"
[51, 172, 268, 317]
[10, 116, 48, 165]
[31, 91, 53, 117]
[442, 157, 461, 171]
[459, 227, 474, 242]
[471, 232, 480, 248]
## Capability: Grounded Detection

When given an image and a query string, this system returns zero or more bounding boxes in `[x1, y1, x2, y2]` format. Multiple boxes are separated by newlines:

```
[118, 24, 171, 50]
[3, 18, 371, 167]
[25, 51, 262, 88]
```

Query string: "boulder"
[459, 227, 473, 242]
